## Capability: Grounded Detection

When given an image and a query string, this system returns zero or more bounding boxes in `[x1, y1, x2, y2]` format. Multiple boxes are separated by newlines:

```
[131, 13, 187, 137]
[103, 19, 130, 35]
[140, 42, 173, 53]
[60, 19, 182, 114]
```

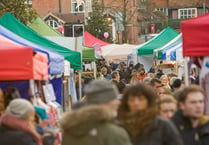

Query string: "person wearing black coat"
[118, 83, 184, 145]
[172, 110, 209, 145]
[171, 85, 209, 145]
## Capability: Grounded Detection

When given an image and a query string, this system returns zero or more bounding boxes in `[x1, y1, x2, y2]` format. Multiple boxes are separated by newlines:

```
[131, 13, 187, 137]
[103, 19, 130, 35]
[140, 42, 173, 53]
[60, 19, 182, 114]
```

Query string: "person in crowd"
[60, 79, 132, 145]
[147, 73, 155, 79]
[130, 69, 139, 85]
[148, 63, 155, 73]
[117, 83, 184, 145]
[160, 75, 170, 88]
[119, 63, 128, 82]
[117, 81, 126, 95]
[138, 68, 147, 82]
[158, 86, 172, 96]
[125, 64, 134, 83]
[0, 98, 40, 145]
[189, 69, 197, 84]
[157, 95, 177, 120]
[0, 88, 4, 115]
[101, 67, 112, 80]
[172, 78, 184, 92]
[170, 76, 177, 88]
[111, 71, 120, 85]
[171, 85, 209, 145]
[143, 77, 152, 85]
[4, 87, 21, 108]
[155, 69, 164, 79]
[149, 78, 162, 93]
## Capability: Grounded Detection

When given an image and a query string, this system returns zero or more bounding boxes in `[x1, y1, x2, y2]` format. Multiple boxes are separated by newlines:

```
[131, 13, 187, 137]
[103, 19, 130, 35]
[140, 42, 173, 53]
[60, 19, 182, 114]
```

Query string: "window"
[46, 20, 59, 29]
[71, 0, 92, 13]
[178, 8, 197, 19]
[155, 8, 168, 16]
[24, 0, 32, 7]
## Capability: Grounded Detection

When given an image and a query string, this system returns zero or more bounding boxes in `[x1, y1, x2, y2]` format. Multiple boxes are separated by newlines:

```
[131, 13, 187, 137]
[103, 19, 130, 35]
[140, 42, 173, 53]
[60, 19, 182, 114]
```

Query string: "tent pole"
[78, 70, 82, 100]
[93, 61, 97, 79]
[184, 57, 189, 86]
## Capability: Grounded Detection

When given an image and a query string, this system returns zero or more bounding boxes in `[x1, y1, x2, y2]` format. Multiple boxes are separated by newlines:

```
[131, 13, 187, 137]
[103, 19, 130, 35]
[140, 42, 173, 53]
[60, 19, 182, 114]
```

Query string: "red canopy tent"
[181, 13, 209, 57]
[0, 35, 48, 81]
[84, 31, 110, 47]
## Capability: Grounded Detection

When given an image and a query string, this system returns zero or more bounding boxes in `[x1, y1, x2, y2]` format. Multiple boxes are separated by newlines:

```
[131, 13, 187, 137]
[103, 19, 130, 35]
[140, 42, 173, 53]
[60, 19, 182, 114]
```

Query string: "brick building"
[32, 0, 209, 44]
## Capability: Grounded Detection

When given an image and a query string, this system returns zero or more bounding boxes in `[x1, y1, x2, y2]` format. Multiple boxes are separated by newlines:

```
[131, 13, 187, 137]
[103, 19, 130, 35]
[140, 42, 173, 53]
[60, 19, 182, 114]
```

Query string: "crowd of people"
[70, 60, 209, 145]
[0, 60, 208, 145]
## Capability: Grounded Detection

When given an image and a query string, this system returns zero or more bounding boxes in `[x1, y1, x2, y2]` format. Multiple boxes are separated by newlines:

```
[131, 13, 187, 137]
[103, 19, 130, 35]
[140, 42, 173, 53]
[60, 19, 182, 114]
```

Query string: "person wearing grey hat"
[0, 98, 40, 145]
[61, 79, 132, 145]
[85, 79, 120, 110]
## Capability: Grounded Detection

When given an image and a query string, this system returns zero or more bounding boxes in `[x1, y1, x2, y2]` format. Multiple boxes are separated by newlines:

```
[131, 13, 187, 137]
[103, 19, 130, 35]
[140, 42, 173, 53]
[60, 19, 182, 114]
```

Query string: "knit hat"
[6, 98, 34, 119]
[85, 79, 119, 104]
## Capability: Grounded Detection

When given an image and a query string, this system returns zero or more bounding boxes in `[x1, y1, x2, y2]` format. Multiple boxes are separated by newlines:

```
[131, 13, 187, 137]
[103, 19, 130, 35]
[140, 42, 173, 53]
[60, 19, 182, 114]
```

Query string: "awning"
[0, 13, 81, 70]
[0, 25, 64, 75]
[0, 36, 32, 80]
[154, 34, 182, 60]
[101, 44, 136, 62]
[181, 13, 209, 57]
[0, 34, 48, 80]
[137, 27, 179, 55]
[84, 31, 110, 47]
[28, 17, 63, 37]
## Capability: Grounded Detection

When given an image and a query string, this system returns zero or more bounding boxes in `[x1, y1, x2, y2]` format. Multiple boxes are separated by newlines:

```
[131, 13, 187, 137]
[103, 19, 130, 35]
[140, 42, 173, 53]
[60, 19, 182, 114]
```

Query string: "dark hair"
[111, 71, 119, 79]
[117, 81, 126, 94]
[120, 83, 158, 111]
[178, 85, 205, 103]
[172, 79, 182, 89]
[4, 87, 21, 107]
[149, 78, 161, 86]
[84, 76, 93, 85]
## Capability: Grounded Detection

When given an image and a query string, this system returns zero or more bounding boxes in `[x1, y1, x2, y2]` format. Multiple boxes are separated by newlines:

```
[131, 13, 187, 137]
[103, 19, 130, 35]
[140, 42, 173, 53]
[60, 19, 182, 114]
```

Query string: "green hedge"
[150, 19, 185, 33]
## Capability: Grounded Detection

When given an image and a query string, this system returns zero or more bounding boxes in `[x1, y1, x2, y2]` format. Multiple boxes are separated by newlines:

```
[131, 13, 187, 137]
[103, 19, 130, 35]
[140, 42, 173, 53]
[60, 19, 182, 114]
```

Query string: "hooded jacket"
[60, 105, 132, 145]
[172, 110, 209, 145]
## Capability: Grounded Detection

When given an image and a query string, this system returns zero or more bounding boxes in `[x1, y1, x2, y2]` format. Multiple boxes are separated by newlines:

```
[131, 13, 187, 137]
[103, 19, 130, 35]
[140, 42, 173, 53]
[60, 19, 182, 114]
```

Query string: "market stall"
[101, 44, 136, 62]
[181, 13, 209, 113]
[0, 12, 81, 70]
[0, 25, 64, 75]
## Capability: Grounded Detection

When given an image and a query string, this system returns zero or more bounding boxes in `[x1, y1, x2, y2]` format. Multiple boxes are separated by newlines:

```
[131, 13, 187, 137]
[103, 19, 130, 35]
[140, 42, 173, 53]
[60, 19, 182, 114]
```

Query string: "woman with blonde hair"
[130, 69, 139, 85]
[160, 75, 170, 88]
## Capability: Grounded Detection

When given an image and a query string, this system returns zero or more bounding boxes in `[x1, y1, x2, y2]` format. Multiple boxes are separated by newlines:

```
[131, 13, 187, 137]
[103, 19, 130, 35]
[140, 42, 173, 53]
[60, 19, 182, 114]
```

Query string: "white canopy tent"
[101, 44, 136, 62]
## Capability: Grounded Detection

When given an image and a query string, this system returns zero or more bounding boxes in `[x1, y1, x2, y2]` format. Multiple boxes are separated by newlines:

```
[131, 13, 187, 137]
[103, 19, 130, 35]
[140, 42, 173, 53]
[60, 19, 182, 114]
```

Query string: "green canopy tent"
[82, 47, 95, 62]
[137, 27, 179, 56]
[28, 18, 95, 63]
[28, 17, 63, 37]
[0, 13, 81, 69]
